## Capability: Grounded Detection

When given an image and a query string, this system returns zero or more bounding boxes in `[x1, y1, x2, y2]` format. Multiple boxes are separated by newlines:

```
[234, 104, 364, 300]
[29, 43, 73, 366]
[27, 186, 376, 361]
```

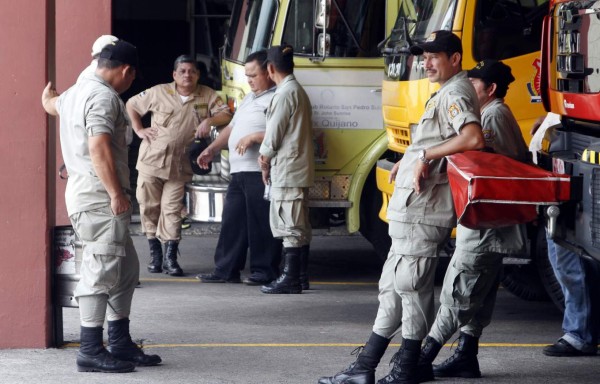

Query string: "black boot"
[261, 247, 302, 294]
[318, 332, 390, 384]
[76, 326, 135, 373]
[147, 238, 163, 273]
[163, 240, 183, 276]
[107, 318, 162, 366]
[377, 338, 421, 384]
[300, 244, 310, 290]
[417, 336, 443, 382]
[433, 332, 481, 378]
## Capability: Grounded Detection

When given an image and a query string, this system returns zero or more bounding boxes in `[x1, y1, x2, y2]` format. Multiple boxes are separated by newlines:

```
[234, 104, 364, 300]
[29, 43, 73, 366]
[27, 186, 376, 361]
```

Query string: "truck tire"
[533, 226, 565, 312]
[359, 173, 391, 261]
[501, 264, 550, 301]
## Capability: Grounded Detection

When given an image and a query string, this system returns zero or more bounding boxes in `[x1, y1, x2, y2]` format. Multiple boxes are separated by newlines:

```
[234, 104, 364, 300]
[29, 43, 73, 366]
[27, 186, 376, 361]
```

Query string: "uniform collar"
[169, 81, 202, 98]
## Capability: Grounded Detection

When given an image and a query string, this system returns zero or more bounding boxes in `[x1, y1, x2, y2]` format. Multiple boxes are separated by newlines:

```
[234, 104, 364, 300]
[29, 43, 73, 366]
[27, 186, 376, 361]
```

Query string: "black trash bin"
[52, 226, 82, 346]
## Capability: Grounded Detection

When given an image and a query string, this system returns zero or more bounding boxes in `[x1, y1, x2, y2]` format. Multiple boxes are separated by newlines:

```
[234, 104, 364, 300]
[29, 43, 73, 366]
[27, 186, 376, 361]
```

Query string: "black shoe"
[242, 276, 272, 286]
[109, 344, 162, 366]
[543, 338, 597, 357]
[197, 273, 241, 283]
[77, 349, 135, 373]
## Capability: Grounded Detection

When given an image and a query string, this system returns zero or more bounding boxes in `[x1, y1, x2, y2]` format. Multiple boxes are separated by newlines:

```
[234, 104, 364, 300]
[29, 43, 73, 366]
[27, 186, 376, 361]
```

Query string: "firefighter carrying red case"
[447, 151, 571, 229]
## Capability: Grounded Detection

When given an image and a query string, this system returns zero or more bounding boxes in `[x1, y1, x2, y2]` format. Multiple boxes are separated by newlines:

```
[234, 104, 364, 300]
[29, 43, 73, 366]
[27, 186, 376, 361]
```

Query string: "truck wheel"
[533, 226, 565, 312]
[501, 264, 550, 302]
[359, 173, 391, 261]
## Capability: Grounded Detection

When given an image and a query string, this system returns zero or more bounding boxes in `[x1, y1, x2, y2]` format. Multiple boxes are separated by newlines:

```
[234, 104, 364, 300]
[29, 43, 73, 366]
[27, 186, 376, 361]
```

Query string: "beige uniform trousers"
[136, 172, 186, 242]
[269, 187, 311, 248]
[71, 205, 140, 327]
[428, 250, 504, 343]
[373, 222, 451, 340]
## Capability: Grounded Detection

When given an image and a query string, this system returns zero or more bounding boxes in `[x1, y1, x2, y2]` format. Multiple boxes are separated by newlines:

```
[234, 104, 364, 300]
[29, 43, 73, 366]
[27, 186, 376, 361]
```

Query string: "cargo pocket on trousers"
[394, 256, 433, 292]
[451, 256, 482, 310]
[79, 244, 123, 293]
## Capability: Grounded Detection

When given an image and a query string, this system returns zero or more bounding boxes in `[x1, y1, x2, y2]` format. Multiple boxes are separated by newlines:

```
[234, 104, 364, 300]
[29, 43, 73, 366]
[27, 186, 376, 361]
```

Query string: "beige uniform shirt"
[387, 71, 481, 230]
[260, 74, 314, 188]
[128, 82, 230, 182]
[56, 72, 131, 215]
[456, 98, 528, 255]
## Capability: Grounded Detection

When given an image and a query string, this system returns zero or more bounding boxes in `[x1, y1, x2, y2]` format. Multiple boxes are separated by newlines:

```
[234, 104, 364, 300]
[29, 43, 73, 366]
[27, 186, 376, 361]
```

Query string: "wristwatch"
[418, 149, 431, 165]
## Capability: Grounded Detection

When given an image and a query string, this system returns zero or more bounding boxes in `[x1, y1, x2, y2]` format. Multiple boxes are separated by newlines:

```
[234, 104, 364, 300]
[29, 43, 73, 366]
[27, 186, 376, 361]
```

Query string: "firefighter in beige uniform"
[418, 60, 530, 379]
[127, 55, 231, 276]
[319, 31, 484, 384]
[258, 45, 314, 295]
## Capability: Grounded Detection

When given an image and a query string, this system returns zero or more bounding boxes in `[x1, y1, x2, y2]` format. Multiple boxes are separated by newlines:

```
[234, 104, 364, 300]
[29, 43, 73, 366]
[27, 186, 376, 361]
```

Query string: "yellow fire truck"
[375, 0, 554, 301]
[209, 0, 401, 258]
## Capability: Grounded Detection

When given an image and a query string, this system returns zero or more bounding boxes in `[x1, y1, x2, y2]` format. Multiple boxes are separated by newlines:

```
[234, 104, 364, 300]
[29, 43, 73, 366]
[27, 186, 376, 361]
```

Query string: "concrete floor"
[1, 233, 599, 383]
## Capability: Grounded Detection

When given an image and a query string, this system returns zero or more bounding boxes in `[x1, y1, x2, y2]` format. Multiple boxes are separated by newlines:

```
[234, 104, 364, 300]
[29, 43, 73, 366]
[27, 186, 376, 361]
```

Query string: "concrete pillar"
[0, 0, 111, 348]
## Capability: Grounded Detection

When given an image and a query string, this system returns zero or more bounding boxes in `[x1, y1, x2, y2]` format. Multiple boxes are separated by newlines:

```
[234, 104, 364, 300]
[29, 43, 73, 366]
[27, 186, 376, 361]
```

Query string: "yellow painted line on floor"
[61, 342, 554, 349]
[139, 278, 377, 286]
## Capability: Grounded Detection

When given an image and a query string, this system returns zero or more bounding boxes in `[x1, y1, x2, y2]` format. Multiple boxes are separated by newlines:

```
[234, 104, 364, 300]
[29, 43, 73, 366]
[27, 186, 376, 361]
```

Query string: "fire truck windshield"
[224, 0, 278, 63]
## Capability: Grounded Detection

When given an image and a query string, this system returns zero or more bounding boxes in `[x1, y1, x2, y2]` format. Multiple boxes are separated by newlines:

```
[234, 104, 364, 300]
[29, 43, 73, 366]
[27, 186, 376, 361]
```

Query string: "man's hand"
[412, 161, 429, 194]
[258, 154, 271, 184]
[42, 82, 59, 116]
[135, 126, 159, 141]
[388, 160, 401, 184]
[236, 136, 253, 156]
[111, 193, 131, 216]
[261, 168, 270, 185]
[197, 147, 214, 169]
[196, 119, 212, 138]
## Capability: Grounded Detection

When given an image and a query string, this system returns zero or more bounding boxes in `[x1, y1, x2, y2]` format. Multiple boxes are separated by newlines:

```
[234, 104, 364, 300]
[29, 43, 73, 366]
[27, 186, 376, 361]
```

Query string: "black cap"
[99, 40, 139, 69]
[410, 30, 462, 56]
[189, 138, 212, 175]
[467, 59, 515, 86]
[266, 44, 294, 66]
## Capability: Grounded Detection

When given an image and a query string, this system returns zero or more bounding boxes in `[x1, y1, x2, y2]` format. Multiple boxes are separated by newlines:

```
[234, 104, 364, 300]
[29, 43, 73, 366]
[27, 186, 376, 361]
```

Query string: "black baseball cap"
[99, 40, 139, 70]
[410, 30, 462, 56]
[467, 59, 515, 86]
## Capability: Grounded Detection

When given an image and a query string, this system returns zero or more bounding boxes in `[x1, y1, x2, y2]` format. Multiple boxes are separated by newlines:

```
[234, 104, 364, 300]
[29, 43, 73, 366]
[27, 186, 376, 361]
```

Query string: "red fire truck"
[536, 0, 600, 309]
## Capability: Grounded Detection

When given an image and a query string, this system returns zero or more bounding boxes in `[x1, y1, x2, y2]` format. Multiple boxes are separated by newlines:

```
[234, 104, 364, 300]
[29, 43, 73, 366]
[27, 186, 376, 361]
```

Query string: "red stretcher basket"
[447, 151, 571, 229]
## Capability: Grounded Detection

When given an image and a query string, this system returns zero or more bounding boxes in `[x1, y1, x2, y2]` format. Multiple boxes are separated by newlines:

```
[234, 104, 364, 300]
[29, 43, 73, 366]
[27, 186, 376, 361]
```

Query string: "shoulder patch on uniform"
[139, 90, 148, 97]
[447, 103, 462, 120]
[216, 98, 224, 106]
[166, 88, 176, 95]
[482, 128, 496, 143]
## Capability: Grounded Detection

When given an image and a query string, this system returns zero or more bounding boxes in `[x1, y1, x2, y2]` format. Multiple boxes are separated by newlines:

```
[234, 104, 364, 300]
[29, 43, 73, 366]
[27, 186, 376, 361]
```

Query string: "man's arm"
[196, 110, 233, 138]
[125, 101, 158, 141]
[197, 124, 232, 168]
[413, 122, 485, 193]
[41, 82, 59, 116]
[236, 131, 265, 155]
[89, 134, 130, 215]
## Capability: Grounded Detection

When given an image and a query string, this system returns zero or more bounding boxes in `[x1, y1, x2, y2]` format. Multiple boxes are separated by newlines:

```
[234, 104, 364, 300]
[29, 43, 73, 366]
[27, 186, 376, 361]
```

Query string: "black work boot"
[433, 332, 481, 378]
[300, 244, 310, 290]
[163, 240, 183, 276]
[417, 336, 443, 382]
[261, 247, 302, 294]
[76, 326, 135, 373]
[318, 332, 390, 384]
[377, 338, 421, 384]
[107, 318, 161, 366]
[147, 238, 163, 273]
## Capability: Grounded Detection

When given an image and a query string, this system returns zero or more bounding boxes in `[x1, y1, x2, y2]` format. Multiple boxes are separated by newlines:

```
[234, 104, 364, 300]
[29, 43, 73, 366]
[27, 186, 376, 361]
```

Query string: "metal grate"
[592, 168, 600, 247]
[387, 126, 411, 153]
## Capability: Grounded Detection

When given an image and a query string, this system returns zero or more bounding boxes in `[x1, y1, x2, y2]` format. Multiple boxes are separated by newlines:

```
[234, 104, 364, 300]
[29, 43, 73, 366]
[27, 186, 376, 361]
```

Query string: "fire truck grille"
[592, 169, 600, 248]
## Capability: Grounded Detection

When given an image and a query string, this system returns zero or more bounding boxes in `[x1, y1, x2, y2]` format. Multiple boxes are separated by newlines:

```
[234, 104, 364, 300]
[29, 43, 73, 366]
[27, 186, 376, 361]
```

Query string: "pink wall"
[0, 0, 111, 348]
